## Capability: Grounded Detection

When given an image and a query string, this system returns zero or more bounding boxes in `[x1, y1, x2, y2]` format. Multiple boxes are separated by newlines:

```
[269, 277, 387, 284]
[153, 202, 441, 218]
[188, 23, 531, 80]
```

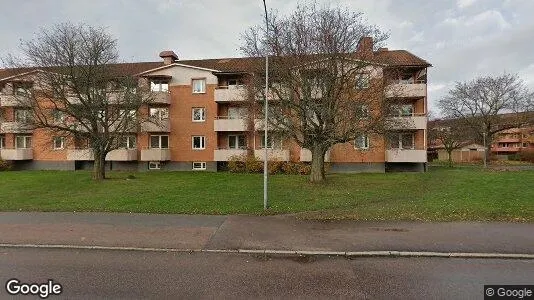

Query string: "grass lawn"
[0, 167, 533, 222]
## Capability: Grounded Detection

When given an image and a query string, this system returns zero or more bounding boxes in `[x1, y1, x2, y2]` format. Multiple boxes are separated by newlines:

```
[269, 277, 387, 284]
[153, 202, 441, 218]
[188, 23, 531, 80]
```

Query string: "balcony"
[387, 115, 427, 130]
[0, 148, 33, 160]
[67, 149, 95, 161]
[150, 91, 171, 104]
[254, 149, 290, 161]
[214, 86, 247, 102]
[386, 83, 426, 98]
[214, 149, 248, 161]
[0, 94, 31, 107]
[140, 119, 170, 132]
[214, 117, 248, 131]
[385, 149, 427, 163]
[0, 122, 33, 133]
[492, 147, 520, 153]
[299, 149, 331, 162]
[106, 149, 138, 161]
[140, 148, 171, 161]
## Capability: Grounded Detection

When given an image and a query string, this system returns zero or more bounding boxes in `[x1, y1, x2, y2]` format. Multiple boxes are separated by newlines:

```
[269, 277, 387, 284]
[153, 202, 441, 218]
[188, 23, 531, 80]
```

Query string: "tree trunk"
[92, 150, 106, 181]
[309, 146, 326, 183]
[447, 150, 453, 167]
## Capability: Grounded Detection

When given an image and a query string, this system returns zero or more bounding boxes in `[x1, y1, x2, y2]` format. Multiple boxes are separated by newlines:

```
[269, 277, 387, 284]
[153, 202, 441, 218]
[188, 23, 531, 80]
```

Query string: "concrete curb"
[1, 244, 533, 259]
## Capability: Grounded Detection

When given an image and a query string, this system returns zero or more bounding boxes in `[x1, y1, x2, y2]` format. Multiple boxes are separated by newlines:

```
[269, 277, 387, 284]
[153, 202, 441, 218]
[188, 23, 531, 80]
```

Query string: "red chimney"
[357, 37, 373, 56]
[159, 51, 179, 65]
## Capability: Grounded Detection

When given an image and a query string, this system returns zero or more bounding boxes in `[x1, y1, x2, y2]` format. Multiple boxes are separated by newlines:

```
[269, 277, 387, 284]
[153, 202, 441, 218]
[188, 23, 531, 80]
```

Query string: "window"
[0, 136, 4, 149]
[148, 161, 161, 170]
[391, 104, 414, 117]
[389, 133, 415, 149]
[53, 137, 65, 150]
[16, 136, 32, 149]
[15, 109, 32, 123]
[192, 108, 206, 122]
[192, 136, 205, 150]
[228, 135, 246, 149]
[192, 162, 207, 170]
[354, 135, 370, 149]
[150, 80, 169, 92]
[52, 110, 66, 123]
[13, 82, 32, 96]
[227, 79, 242, 88]
[192, 79, 206, 94]
[149, 107, 169, 120]
[260, 134, 276, 149]
[356, 74, 370, 89]
[120, 110, 137, 121]
[356, 104, 370, 118]
[120, 135, 137, 149]
[150, 135, 169, 149]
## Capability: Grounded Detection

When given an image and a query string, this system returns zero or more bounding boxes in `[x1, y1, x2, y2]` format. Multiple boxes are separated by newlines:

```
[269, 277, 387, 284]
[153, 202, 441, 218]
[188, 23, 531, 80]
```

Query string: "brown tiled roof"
[0, 49, 431, 80]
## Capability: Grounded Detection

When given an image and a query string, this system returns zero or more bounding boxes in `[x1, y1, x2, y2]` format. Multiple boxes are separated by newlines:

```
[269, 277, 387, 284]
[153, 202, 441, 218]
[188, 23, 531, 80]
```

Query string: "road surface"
[1, 248, 532, 299]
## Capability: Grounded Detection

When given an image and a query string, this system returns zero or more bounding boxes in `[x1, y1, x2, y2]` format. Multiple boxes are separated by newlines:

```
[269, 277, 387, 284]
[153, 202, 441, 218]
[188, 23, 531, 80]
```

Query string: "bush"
[0, 160, 13, 171]
[245, 155, 263, 173]
[509, 153, 521, 161]
[519, 150, 534, 163]
[226, 154, 313, 175]
[228, 155, 246, 173]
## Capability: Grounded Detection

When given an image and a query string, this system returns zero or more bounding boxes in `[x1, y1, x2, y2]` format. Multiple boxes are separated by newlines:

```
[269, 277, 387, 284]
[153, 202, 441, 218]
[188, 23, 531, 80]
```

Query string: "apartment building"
[492, 127, 534, 156]
[0, 37, 431, 172]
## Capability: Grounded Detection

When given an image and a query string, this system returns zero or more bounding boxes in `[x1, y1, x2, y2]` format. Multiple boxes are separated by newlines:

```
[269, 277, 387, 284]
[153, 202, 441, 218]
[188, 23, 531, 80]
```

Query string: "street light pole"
[483, 132, 487, 168]
[262, 0, 269, 210]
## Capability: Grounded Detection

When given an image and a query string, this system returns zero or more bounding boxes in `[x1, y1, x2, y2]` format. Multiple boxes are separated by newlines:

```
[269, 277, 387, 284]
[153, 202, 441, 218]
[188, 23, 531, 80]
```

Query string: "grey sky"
[1, 0, 533, 113]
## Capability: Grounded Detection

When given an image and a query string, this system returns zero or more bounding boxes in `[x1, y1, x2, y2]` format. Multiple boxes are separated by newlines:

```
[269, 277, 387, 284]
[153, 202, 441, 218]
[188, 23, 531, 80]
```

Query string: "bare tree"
[4, 23, 152, 180]
[241, 3, 392, 183]
[428, 120, 472, 167]
[438, 73, 533, 165]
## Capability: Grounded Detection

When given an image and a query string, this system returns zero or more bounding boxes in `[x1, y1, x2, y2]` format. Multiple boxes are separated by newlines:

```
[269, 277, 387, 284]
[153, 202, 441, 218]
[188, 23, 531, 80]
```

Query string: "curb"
[1, 244, 533, 259]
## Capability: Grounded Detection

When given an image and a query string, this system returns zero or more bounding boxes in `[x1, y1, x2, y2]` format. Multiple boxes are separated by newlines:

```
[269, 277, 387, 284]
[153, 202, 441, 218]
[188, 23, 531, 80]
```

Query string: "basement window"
[148, 161, 161, 170]
[192, 162, 207, 170]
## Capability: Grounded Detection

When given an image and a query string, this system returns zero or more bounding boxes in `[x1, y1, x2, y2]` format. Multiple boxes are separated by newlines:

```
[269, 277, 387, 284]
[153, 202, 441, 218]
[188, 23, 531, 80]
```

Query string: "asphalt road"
[1, 248, 532, 299]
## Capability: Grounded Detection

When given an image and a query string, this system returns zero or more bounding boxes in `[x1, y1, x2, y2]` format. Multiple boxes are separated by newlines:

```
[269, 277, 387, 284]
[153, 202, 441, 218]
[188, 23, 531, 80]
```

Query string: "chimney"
[159, 50, 179, 65]
[357, 37, 373, 56]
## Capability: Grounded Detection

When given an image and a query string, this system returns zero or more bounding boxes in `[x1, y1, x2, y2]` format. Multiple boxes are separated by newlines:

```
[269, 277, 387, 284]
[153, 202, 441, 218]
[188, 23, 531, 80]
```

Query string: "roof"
[0, 49, 431, 81]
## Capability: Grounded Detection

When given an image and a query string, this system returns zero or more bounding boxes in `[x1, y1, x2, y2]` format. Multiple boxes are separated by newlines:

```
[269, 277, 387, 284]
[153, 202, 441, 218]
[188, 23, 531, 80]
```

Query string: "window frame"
[192, 162, 207, 170]
[15, 135, 32, 149]
[192, 136, 206, 150]
[228, 135, 246, 149]
[354, 135, 370, 150]
[192, 107, 206, 122]
[150, 135, 169, 149]
[192, 78, 206, 94]
[150, 80, 169, 93]
[53, 137, 65, 150]
[148, 161, 161, 170]
[149, 107, 169, 120]
[260, 134, 277, 149]
[0, 136, 4, 149]
[355, 73, 371, 89]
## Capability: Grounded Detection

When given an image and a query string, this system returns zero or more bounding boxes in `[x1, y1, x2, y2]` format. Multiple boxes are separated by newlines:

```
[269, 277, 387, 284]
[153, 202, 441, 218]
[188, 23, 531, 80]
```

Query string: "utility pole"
[262, 0, 269, 210]
[483, 132, 487, 168]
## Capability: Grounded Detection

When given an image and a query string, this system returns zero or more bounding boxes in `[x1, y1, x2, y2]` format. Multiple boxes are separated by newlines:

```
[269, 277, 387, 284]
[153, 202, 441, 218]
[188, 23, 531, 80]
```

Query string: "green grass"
[0, 167, 533, 222]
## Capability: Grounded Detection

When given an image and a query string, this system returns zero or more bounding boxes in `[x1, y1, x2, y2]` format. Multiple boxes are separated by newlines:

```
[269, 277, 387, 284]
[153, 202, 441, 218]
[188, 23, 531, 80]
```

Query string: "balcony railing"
[0, 122, 33, 133]
[214, 117, 248, 131]
[387, 114, 427, 130]
[386, 83, 426, 98]
[106, 149, 138, 161]
[215, 86, 247, 102]
[140, 119, 170, 132]
[0, 148, 33, 160]
[385, 149, 427, 163]
[214, 149, 248, 161]
[140, 148, 171, 161]
[149, 91, 171, 104]
[254, 149, 290, 161]
[67, 149, 95, 161]
[0, 94, 31, 107]
[299, 149, 331, 162]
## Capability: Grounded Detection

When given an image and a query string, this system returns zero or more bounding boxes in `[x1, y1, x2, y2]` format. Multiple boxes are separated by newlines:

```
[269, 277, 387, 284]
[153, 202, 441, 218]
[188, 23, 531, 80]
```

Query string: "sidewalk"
[0, 212, 533, 254]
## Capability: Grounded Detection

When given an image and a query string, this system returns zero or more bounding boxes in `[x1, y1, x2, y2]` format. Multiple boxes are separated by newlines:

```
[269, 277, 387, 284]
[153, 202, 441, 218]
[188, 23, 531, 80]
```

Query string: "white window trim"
[15, 135, 32, 149]
[148, 161, 161, 170]
[228, 135, 246, 149]
[192, 136, 206, 150]
[192, 162, 207, 170]
[354, 135, 370, 150]
[53, 137, 65, 150]
[150, 135, 169, 149]
[192, 79, 206, 94]
[0, 136, 4, 149]
[192, 107, 206, 122]
[356, 73, 371, 89]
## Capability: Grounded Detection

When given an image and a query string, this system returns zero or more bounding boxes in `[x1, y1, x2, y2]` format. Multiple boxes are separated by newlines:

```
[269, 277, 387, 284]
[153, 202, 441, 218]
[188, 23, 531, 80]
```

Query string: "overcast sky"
[1, 0, 533, 113]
